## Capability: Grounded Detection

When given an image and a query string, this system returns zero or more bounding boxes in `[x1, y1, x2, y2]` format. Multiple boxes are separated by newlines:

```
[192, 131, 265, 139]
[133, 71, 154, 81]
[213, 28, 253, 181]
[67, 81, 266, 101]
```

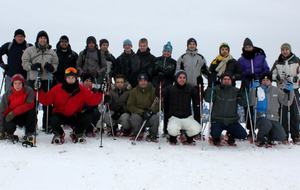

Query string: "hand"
[293, 76, 299, 83]
[283, 82, 293, 93]
[197, 75, 204, 86]
[207, 73, 217, 87]
[31, 63, 42, 71]
[44, 62, 54, 73]
[5, 111, 15, 122]
[1, 64, 9, 72]
[142, 110, 153, 121]
[34, 78, 41, 90]
[250, 80, 260, 89]
[99, 81, 108, 92]
[112, 112, 122, 120]
[246, 73, 255, 81]
[103, 94, 111, 104]
[158, 72, 164, 81]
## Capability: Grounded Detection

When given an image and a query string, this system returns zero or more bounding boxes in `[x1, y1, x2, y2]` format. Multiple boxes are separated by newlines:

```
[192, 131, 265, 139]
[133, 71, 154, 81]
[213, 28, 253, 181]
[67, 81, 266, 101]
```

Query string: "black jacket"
[152, 56, 176, 88]
[136, 48, 156, 82]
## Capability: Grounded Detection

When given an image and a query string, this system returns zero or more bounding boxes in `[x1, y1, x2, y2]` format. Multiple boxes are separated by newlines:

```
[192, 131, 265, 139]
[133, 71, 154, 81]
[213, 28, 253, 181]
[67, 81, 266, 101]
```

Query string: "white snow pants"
[167, 116, 201, 137]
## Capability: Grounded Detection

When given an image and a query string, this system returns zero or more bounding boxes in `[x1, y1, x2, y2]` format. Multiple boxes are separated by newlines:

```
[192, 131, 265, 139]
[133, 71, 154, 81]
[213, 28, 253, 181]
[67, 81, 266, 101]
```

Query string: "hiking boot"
[146, 135, 158, 143]
[182, 136, 196, 145]
[168, 135, 178, 145]
[52, 133, 65, 145]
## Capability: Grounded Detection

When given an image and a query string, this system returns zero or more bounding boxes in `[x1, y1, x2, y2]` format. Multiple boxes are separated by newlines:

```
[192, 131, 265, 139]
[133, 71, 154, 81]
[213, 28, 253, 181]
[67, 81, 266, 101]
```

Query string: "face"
[187, 42, 197, 51]
[261, 78, 271, 86]
[15, 35, 25, 44]
[177, 74, 187, 86]
[123, 44, 132, 53]
[222, 76, 232, 86]
[281, 48, 291, 58]
[66, 76, 76, 84]
[13, 80, 23, 91]
[244, 45, 254, 51]
[163, 51, 171, 58]
[38, 36, 48, 47]
[220, 47, 229, 57]
[139, 42, 148, 52]
[115, 78, 125, 89]
[83, 79, 93, 89]
[100, 43, 109, 52]
[138, 79, 148, 88]
[88, 42, 96, 49]
[59, 40, 69, 49]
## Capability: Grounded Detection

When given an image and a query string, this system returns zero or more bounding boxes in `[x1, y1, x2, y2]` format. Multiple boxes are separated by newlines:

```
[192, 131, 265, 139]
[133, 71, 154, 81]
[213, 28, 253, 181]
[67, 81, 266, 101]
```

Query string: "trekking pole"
[158, 81, 162, 150]
[131, 119, 148, 145]
[198, 83, 205, 149]
[106, 103, 116, 140]
[287, 92, 291, 142]
[207, 82, 214, 145]
[245, 88, 255, 144]
[46, 72, 51, 133]
[0, 72, 6, 95]
[33, 68, 41, 147]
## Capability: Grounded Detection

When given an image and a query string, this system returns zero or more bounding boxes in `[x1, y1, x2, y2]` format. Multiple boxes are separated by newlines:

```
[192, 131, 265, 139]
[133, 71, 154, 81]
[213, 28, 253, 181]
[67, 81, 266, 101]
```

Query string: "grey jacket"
[22, 46, 58, 80]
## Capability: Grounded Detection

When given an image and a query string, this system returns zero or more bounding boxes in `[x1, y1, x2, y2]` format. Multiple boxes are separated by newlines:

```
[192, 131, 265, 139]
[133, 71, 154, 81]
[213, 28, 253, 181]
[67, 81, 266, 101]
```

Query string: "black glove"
[112, 111, 122, 120]
[197, 75, 204, 86]
[142, 110, 153, 121]
[158, 72, 164, 81]
[293, 76, 298, 83]
[207, 73, 217, 87]
[34, 78, 41, 90]
[246, 73, 255, 81]
[44, 62, 54, 73]
[106, 55, 115, 62]
[31, 63, 42, 71]
[103, 94, 111, 104]
[98, 81, 108, 93]
[1, 64, 8, 72]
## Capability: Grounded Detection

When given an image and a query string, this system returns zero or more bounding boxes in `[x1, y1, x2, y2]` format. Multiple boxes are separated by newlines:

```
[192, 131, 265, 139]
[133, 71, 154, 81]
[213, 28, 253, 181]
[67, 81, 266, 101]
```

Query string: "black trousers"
[83, 107, 101, 133]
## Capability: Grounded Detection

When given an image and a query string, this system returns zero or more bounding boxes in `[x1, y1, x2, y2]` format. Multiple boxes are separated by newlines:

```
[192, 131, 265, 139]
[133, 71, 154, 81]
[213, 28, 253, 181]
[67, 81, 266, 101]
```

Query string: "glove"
[1, 64, 8, 72]
[5, 111, 15, 122]
[142, 110, 153, 121]
[197, 75, 204, 86]
[293, 76, 298, 83]
[250, 80, 260, 89]
[44, 62, 54, 73]
[31, 63, 42, 71]
[157, 72, 164, 81]
[99, 80, 108, 92]
[283, 82, 293, 93]
[103, 94, 111, 104]
[246, 73, 255, 81]
[112, 111, 122, 120]
[34, 78, 41, 90]
[207, 73, 217, 87]
[106, 55, 115, 62]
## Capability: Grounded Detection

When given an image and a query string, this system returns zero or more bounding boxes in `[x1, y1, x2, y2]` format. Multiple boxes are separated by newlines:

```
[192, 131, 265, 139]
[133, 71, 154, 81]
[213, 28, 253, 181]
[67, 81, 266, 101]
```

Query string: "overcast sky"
[1, 0, 300, 66]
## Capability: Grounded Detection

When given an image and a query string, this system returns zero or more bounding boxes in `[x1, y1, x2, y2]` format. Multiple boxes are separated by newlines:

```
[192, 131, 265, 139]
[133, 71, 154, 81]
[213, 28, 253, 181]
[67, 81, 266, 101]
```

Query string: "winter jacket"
[54, 42, 78, 83]
[100, 50, 115, 77]
[38, 83, 102, 117]
[127, 83, 158, 115]
[177, 49, 209, 87]
[136, 48, 156, 81]
[271, 53, 300, 89]
[22, 44, 58, 81]
[238, 47, 269, 88]
[0, 40, 32, 78]
[111, 50, 140, 87]
[204, 85, 246, 125]
[250, 85, 294, 121]
[152, 56, 177, 88]
[109, 85, 130, 113]
[0, 86, 35, 130]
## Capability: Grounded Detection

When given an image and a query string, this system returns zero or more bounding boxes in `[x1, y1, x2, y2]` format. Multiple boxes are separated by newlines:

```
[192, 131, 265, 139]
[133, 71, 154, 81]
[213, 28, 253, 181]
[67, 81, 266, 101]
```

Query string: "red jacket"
[38, 83, 102, 116]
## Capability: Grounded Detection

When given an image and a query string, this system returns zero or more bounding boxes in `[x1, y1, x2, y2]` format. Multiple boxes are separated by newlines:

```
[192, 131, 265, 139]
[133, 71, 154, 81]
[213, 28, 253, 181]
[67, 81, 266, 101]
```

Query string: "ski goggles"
[65, 67, 78, 75]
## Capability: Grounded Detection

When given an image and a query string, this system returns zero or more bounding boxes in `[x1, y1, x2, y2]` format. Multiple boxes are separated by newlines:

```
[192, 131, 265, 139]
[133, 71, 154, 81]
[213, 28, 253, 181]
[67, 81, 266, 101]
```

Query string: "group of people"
[0, 28, 299, 147]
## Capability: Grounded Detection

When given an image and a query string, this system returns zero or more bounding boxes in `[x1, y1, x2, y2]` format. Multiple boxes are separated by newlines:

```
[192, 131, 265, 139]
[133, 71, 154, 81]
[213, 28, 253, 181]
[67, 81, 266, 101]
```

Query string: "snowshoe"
[22, 135, 35, 147]
[225, 134, 237, 147]
[85, 131, 96, 138]
[182, 136, 196, 146]
[255, 141, 272, 148]
[7, 135, 19, 144]
[52, 133, 65, 145]
[292, 137, 300, 145]
[146, 135, 158, 143]
[168, 135, 178, 145]
[129, 132, 144, 141]
[70, 133, 86, 144]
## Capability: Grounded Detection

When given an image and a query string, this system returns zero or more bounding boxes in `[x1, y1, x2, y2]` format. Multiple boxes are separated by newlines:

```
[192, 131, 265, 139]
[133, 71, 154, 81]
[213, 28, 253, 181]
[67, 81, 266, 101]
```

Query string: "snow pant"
[256, 117, 286, 143]
[28, 80, 53, 130]
[210, 122, 247, 140]
[129, 113, 159, 137]
[84, 107, 101, 134]
[167, 116, 201, 137]
[282, 89, 300, 139]
[3, 109, 36, 135]
[49, 112, 91, 136]
[103, 111, 130, 130]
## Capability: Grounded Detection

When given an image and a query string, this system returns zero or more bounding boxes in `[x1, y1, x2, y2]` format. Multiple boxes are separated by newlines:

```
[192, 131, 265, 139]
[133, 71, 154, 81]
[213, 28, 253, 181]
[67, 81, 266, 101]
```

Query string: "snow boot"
[7, 134, 19, 144]
[182, 136, 196, 145]
[52, 133, 65, 145]
[22, 134, 35, 147]
[146, 135, 158, 143]
[292, 137, 300, 145]
[168, 135, 178, 145]
[226, 134, 237, 146]
[212, 138, 222, 146]
[70, 133, 86, 144]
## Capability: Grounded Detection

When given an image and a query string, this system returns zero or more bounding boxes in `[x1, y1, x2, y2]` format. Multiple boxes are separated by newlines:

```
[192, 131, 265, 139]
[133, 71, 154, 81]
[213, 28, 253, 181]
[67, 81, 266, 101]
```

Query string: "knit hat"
[14, 29, 25, 37]
[11, 74, 25, 84]
[281, 43, 291, 51]
[187, 38, 197, 46]
[100, 39, 109, 46]
[220, 72, 233, 81]
[123, 39, 132, 46]
[219, 42, 230, 54]
[65, 67, 78, 77]
[59, 35, 69, 42]
[175, 70, 187, 80]
[260, 72, 272, 82]
[243, 38, 253, 48]
[86, 36, 97, 45]
[137, 73, 149, 81]
[36, 30, 49, 44]
[163, 41, 173, 53]
[81, 73, 94, 82]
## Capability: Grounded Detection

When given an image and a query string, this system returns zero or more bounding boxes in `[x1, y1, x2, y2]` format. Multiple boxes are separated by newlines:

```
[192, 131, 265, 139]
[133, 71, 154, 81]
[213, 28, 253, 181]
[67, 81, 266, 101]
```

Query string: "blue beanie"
[163, 41, 173, 53]
[123, 39, 132, 46]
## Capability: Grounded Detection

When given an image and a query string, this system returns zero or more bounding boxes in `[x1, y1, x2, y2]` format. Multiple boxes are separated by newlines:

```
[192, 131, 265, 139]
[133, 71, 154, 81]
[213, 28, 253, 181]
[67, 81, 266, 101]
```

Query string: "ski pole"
[33, 68, 41, 147]
[287, 92, 291, 142]
[158, 81, 162, 150]
[131, 119, 148, 145]
[207, 82, 214, 145]
[245, 88, 255, 144]
[0, 72, 6, 95]
[46, 72, 51, 133]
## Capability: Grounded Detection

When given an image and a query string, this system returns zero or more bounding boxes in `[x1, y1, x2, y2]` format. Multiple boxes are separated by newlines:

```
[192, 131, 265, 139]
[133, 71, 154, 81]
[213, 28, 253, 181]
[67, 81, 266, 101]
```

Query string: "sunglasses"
[65, 67, 78, 74]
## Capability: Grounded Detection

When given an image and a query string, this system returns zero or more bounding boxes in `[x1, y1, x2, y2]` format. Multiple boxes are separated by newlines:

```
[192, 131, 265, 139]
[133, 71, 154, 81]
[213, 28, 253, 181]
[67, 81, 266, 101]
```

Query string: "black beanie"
[81, 73, 95, 82]
[259, 72, 272, 82]
[59, 35, 69, 42]
[187, 38, 197, 46]
[14, 29, 25, 37]
[100, 39, 109, 46]
[243, 38, 253, 48]
[86, 36, 97, 45]
[137, 73, 149, 81]
[36, 30, 49, 44]
[175, 70, 187, 80]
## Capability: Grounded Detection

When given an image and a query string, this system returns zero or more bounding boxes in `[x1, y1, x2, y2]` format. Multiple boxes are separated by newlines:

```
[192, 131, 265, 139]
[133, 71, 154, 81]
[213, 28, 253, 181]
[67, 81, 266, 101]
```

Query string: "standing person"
[0, 29, 32, 92]
[177, 38, 210, 88]
[22, 30, 58, 132]
[111, 39, 139, 87]
[238, 38, 269, 139]
[99, 39, 115, 77]
[54, 35, 78, 84]
[204, 73, 247, 146]
[152, 41, 177, 89]
[136, 38, 156, 82]
[271, 43, 300, 143]
[37, 67, 103, 144]
[77, 36, 106, 84]
[0, 74, 36, 143]
[127, 73, 159, 142]
[164, 70, 201, 145]
[209, 42, 241, 86]
[250, 73, 292, 146]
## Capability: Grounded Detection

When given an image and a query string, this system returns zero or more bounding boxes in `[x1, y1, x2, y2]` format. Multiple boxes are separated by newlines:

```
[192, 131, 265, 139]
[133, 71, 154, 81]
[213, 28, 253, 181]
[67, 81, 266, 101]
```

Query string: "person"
[238, 38, 270, 139]
[22, 30, 59, 132]
[0, 74, 36, 143]
[177, 38, 210, 88]
[135, 38, 156, 82]
[152, 41, 177, 89]
[209, 42, 241, 86]
[36, 67, 103, 144]
[99, 39, 115, 77]
[127, 73, 159, 142]
[77, 36, 106, 84]
[250, 73, 293, 146]
[164, 70, 201, 145]
[271, 43, 300, 143]
[0, 29, 32, 92]
[204, 73, 247, 146]
[103, 74, 131, 136]
[80, 73, 101, 137]
[111, 39, 139, 87]
[54, 35, 78, 84]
